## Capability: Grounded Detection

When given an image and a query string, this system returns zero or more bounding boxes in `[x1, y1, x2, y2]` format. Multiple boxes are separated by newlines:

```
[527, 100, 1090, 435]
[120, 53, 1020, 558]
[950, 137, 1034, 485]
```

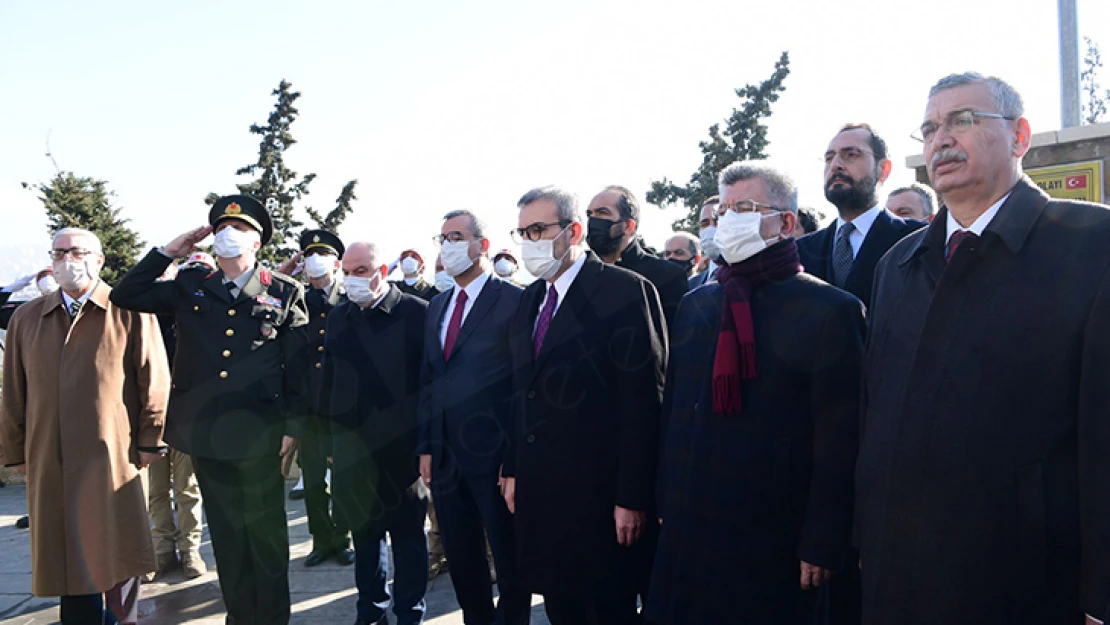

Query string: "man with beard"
[689, 196, 723, 288]
[585, 185, 688, 330]
[797, 124, 925, 308]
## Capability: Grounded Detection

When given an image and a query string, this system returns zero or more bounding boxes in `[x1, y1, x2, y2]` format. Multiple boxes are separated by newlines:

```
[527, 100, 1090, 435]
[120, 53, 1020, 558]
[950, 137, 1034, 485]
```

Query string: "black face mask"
[667, 257, 695, 274]
[586, 217, 625, 257]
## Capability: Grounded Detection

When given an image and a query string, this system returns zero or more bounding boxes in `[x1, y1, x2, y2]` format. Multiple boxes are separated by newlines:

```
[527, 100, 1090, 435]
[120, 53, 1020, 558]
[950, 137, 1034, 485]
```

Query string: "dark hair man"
[885, 182, 938, 221]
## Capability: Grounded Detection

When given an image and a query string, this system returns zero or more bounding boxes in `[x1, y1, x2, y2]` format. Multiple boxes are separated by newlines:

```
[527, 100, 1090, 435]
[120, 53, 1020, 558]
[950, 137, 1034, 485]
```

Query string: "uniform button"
[226, 329, 235, 337]
[315, 363, 322, 369]
[317, 346, 324, 352]
[266, 314, 272, 319]
[228, 309, 236, 317]
[193, 305, 200, 311]
[319, 329, 326, 335]
[527, 390, 536, 399]
[526, 434, 536, 444]
[320, 312, 326, 318]
[223, 350, 231, 358]
[219, 371, 229, 379]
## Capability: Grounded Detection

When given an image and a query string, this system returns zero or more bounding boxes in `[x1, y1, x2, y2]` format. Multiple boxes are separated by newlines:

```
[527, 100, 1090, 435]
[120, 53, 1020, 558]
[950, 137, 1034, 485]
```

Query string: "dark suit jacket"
[317, 285, 427, 534]
[855, 178, 1110, 625]
[797, 209, 924, 308]
[502, 252, 666, 598]
[617, 238, 688, 332]
[417, 274, 523, 476]
[646, 272, 865, 625]
[111, 250, 310, 460]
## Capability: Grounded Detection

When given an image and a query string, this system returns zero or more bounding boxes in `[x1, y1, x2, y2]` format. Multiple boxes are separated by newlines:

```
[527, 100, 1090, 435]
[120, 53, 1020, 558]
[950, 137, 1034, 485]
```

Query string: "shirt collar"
[945, 192, 1011, 243]
[836, 205, 882, 238]
[368, 283, 402, 314]
[452, 270, 490, 303]
[549, 251, 587, 301]
[61, 281, 98, 310]
[223, 268, 255, 291]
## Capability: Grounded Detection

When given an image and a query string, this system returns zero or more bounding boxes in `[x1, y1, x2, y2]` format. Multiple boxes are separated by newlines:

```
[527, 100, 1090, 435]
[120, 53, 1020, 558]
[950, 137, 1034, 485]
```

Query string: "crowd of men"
[0, 70, 1108, 625]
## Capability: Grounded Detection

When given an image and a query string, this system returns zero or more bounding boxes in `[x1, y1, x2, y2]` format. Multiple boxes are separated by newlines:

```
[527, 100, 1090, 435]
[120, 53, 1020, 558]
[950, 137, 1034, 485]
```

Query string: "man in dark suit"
[111, 195, 309, 624]
[797, 124, 925, 308]
[856, 72, 1110, 625]
[585, 185, 688, 330]
[689, 196, 722, 289]
[319, 241, 429, 625]
[501, 186, 666, 625]
[417, 210, 530, 625]
[647, 162, 865, 625]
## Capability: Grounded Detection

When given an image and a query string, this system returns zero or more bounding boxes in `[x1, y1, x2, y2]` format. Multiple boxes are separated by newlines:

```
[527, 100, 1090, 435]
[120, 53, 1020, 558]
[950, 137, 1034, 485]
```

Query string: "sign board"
[1027, 160, 1104, 203]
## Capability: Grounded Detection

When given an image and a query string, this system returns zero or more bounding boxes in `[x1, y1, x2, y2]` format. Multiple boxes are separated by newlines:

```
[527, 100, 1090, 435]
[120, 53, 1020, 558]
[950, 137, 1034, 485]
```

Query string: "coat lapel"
[449, 277, 500, 359]
[233, 268, 265, 306]
[809, 223, 835, 279]
[203, 271, 232, 303]
[428, 290, 449, 363]
[531, 254, 604, 382]
[847, 210, 895, 289]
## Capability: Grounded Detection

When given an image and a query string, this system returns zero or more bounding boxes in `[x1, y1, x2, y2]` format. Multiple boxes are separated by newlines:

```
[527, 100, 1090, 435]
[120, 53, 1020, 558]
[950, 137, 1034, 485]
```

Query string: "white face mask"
[37, 275, 59, 294]
[440, 240, 474, 277]
[54, 260, 97, 292]
[304, 253, 335, 279]
[213, 226, 260, 259]
[700, 226, 722, 264]
[400, 256, 420, 276]
[521, 226, 571, 281]
[344, 272, 383, 306]
[494, 258, 515, 278]
[434, 271, 456, 293]
[714, 210, 778, 265]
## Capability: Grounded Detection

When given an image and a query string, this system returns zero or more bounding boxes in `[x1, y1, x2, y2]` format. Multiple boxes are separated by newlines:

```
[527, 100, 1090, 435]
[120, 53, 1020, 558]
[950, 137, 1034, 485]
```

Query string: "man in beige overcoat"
[0, 227, 170, 625]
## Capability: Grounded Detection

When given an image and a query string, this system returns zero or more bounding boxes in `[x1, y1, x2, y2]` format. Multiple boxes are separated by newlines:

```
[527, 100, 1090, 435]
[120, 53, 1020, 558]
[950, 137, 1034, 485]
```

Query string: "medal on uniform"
[261, 322, 274, 338]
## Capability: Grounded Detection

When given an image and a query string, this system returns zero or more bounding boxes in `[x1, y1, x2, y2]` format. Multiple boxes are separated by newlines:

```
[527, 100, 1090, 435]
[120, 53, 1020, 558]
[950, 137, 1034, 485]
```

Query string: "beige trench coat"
[0, 281, 169, 596]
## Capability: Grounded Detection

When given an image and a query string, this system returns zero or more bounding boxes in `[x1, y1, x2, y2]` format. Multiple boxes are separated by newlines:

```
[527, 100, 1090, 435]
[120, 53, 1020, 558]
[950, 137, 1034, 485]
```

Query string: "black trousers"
[543, 593, 641, 625]
[59, 576, 140, 625]
[194, 454, 290, 625]
[299, 427, 348, 551]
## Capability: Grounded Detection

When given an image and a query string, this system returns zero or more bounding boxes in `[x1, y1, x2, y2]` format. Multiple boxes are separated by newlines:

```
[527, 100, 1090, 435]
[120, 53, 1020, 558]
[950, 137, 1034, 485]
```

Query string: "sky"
[2, 0, 1109, 289]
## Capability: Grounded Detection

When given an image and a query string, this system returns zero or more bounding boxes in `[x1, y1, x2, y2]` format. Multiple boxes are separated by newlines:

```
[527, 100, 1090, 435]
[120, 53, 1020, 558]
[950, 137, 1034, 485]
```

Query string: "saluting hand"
[277, 251, 303, 276]
[800, 561, 832, 590]
[165, 225, 213, 258]
[615, 506, 645, 547]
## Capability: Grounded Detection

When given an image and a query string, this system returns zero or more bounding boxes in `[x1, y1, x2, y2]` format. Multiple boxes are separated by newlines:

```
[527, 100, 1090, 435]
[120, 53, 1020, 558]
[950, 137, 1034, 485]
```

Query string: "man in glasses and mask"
[501, 186, 666, 625]
[797, 124, 924, 309]
[689, 196, 723, 289]
[646, 162, 865, 625]
[111, 195, 310, 624]
[585, 185, 688, 330]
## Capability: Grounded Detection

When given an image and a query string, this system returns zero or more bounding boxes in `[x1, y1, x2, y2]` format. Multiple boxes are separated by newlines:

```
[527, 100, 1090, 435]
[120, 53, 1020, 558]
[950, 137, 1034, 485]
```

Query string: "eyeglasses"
[721, 200, 781, 214]
[510, 220, 570, 244]
[912, 110, 1015, 144]
[822, 146, 874, 166]
[432, 231, 469, 246]
[49, 247, 95, 261]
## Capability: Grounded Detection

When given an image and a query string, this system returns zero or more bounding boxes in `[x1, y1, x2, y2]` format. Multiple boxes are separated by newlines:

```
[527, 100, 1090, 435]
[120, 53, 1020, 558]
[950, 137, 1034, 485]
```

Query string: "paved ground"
[0, 481, 551, 624]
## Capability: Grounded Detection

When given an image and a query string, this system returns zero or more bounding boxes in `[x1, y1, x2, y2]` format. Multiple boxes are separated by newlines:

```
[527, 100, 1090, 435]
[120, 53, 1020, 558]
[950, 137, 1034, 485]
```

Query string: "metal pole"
[1059, 0, 1081, 128]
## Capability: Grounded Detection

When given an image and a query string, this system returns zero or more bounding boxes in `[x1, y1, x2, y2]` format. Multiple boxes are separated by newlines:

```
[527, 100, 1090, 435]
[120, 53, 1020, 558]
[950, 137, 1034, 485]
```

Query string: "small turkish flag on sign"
[1066, 175, 1088, 189]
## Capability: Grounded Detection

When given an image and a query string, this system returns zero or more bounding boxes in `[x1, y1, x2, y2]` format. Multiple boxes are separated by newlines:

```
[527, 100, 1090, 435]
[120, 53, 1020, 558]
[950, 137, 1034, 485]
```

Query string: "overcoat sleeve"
[279, 282, 310, 439]
[109, 250, 178, 314]
[131, 310, 170, 450]
[798, 296, 866, 572]
[0, 309, 28, 466]
[1079, 265, 1110, 622]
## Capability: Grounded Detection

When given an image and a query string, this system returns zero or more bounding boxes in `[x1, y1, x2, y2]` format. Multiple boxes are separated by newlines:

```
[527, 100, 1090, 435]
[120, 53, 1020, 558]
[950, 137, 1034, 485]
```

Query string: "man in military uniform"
[390, 249, 438, 301]
[284, 229, 355, 568]
[111, 195, 309, 625]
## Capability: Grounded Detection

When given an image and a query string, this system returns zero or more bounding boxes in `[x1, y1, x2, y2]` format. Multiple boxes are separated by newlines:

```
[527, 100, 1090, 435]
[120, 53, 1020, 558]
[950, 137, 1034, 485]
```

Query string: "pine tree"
[1082, 37, 1109, 125]
[23, 171, 144, 286]
[647, 52, 791, 232]
[306, 179, 359, 232]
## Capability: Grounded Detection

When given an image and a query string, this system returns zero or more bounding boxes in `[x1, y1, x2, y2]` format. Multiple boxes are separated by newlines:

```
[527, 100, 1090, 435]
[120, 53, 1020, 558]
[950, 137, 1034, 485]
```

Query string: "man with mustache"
[797, 124, 925, 308]
[856, 72, 1110, 625]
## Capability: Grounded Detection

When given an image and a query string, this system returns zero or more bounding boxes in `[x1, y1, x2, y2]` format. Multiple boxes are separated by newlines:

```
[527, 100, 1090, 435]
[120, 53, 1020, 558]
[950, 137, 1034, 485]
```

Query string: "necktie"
[946, 230, 977, 263]
[832, 222, 856, 288]
[68, 300, 82, 323]
[533, 285, 559, 360]
[226, 282, 237, 299]
[442, 289, 468, 361]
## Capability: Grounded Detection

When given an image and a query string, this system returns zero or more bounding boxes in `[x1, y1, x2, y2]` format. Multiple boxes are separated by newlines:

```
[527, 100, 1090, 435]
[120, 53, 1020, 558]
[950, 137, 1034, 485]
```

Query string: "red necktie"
[945, 230, 977, 263]
[443, 289, 468, 360]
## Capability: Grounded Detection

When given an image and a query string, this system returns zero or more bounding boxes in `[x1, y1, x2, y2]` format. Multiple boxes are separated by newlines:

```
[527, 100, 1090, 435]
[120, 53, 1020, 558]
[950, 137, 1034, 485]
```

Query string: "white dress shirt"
[534, 252, 587, 336]
[944, 193, 1010, 244]
[439, 270, 490, 347]
[835, 205, 882, 259]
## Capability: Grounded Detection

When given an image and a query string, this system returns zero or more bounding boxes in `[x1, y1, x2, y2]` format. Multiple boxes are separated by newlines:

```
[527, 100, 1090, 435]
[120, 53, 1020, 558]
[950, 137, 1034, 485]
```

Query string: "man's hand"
[279, 436, 298, 477]
[419, 454, 432, 488]
[4, 274, 35, 292]
[10, 464, 26, 476]
[615, 506, 646, 547]
[277, 252, 303, 276]
[138, 451, 163, 468]
[500, 476, 516, 514]
[165, 225, 214, 258]
[800, 561, 832, 590]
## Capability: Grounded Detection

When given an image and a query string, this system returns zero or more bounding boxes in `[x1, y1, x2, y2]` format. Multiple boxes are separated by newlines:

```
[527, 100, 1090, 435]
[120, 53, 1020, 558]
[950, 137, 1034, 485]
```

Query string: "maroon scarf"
[712, 239, 803, 415]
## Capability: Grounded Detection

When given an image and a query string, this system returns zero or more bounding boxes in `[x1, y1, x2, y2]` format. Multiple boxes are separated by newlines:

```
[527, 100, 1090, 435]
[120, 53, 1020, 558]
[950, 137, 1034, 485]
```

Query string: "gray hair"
[517, 186, 581, 224]
[718, 162, 798, 213]
[668, 231, 700, 257]
[52, 228, 103, 254]
[928, 72, 1024, 118]
[442, 209, 486, 239]
[888, 183, 938, 217]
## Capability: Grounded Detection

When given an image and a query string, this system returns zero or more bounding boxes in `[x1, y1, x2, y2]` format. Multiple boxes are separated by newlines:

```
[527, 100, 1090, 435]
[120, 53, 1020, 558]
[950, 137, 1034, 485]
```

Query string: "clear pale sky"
[2, 0, 1109, 285]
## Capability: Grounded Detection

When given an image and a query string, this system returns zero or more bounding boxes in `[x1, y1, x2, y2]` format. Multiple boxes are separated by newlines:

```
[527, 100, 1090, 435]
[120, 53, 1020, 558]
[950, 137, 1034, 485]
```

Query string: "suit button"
[219, 371, 229, 379]
[317, 346, 324, 352]
[228, 309, 236, 316]
[526, 434, 536, 443]
[315, 362, 322, 369]
[223, 350, 231, 358]
[226, 329, 235, 337]
[320, 312, 326, 318]
[266, 314, 272, 319]
[527, 390, 536, 399]
[319, 329, 326, 336]
[193, 305, 200, 311]
[694, 402, 699, 411]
